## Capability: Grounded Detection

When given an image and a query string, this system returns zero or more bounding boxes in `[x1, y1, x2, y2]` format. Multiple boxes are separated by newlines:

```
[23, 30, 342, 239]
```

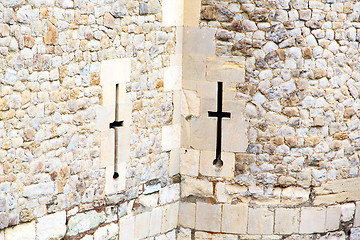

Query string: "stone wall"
[0, 0, 182, 239]
[2, 0, 360, 239]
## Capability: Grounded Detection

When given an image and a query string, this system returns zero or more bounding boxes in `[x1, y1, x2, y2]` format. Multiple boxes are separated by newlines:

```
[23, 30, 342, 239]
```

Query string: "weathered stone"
[36, 211, 66, 240]
[196, 202, 221, 232]
[266, 24, 289, 43]
[351, 227, 360, 240]
[248, 208, 274, 234]
[44, 21, 58, 45]
[201, 6, 217, 21]
[275, 208, 300, 234]
[250, 8, 269, 22]
[5, 221, 35, 240]
[67, 211, 106, 236]
[222, 204, 248, 234]
[110, 0, 127, 17]
[232, 39, 253, 56]
[300, 207, 326, 233]
[181, 177, 213, 198]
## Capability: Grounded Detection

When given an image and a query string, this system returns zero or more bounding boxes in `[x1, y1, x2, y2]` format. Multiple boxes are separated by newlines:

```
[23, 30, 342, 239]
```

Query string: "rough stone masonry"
[1, 0, 360, 239]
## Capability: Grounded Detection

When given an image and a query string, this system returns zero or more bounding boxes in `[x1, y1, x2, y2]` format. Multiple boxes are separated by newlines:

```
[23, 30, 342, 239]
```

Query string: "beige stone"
[183, 27, 216, 55]
[216, 182, 230, 203]
[222, 204, 248, 234]
[162, 202, 179, 233]
[36, 211, 66, 240]
[162, 124, 181, 151]
[181, 90, 200, 117]
[195, 231, 238, 240]
[206, 56, 246, 83]
[199, 151, 235, 178]
[181, 177, 213, 198]
[169, 148, 180, 176]
[182, 54, 206, 83]
[135, 212, 151, 239]
[300, 207, 326, 233]
[119, 215, 134, 240]
[180, 148, 200, 177]
[326, 205, 341, 231]
[179, 202, 196, 228]
[314, 177, 360, 205]
[150, 207, 163, 236]
[281, 186, 309, 204]
[5, 221, 36, 240]
[190, 114, 216, 151]
[248, 208, 274, 235]
[184, 0, 201, 27]
[0, 230, 4, 240]
[164, 66, 182, 91]
[274, 208, 300, 234]
[355, 202, 360, 227]
[162, 0, 184, 27]
[196, 202, 221, 232]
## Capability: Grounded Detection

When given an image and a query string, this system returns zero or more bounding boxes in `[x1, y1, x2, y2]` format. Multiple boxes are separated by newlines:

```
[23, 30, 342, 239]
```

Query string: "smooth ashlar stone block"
[119, 215, 135, 240]
[341, 203, 356, 222]
[206, 56, 245, 83]
[164, 66, 182, 92]
[5, 221, 36, 240]
[182, 54, 206, 83]
[150, 207, 163, 236]
[179, 202, 196, 228]
[326, 205, 341, 231]
[181, 90, 200, 117]
[274, 208, 300, 234]
[189, 114, 216, 151]
[183, 27, 216, 56]
[36, 211, 66, 240]
[162, 124, 181, 151]
[248, 208, 274, 235]
[184, 0, 201, 27]
[135, 212, 151, 240]
[196, 202, 221, 232]
[300, 207, 326, 233]
[162, 202, 179, 233]
[221, 204, 248, 234]
[199, 151, 235, 178]
[162, 0, 184, 27]
[180, 148, 200, 177]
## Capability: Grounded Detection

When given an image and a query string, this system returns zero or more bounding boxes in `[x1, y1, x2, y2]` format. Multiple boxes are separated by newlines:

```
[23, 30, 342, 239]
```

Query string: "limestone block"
[159, 184, 180, 205]
[199, 151, 235, 178]
[183, 55, 206, 83]
[162, 202, 179, 233]
[180, 148, 200, 177]
[196, 202, 221, 232]
[281, 186, 309, 204]
[181, 90, 200, 117]
[194, 231, 238, 240]
[36, 211, 66, 240]
[104, 161, 126, 195]
[341, 203, 355, 222]
[5, 221, 36, 240]
[67, 211, 106, 236]
[355, 202, 360, 227]
[189, 114, 216, 151]
[94, 223, 118, 240]
[179, 202, 196, 228]
[221, 204, 248, 234]
[300, 207, 326, 233]
[100, 129, 114, 166]
[196, 81, 217, 99]
[222, 101, 248, 153]
[23, 182, 55, 199]
[135, 212, 151, 240]
[162, 0, 184, 27]
[169, 148, 180, 176]
[184, 0, 201, 27]
[162, 124, 181, 151]
[181, 177, 213, 198]
[0, 231, 3, 240]
[248, 208, 274, 235]
[314, 177, 360, 205]
[150, 207, 163, 236]
[326, 205, 341, 231]
[100, 58, 131, 85]
[164, 66, 182, 92]
[178, 228, 192, 240]
[119, 215, 135, 240]
[274, 208, 300, 234]
[183, 27, 216, 55]
[206, 56, 245, 83]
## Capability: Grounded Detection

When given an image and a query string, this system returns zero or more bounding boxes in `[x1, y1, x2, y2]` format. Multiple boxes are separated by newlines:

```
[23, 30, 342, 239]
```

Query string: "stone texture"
[355, 202, 360, 227]
[248, 208, 274, 235]
[5, 221, 35, 240]
[275, 208, 300, 234]
[181, 177, 213, 198]
[196, 202, 221, 232]
[67, 211, 106, 236]
[36, 211, 66, 240]
[221, 204, 248, 234]
[300, 207, 326, 233]
[326, 205, 341, 231]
